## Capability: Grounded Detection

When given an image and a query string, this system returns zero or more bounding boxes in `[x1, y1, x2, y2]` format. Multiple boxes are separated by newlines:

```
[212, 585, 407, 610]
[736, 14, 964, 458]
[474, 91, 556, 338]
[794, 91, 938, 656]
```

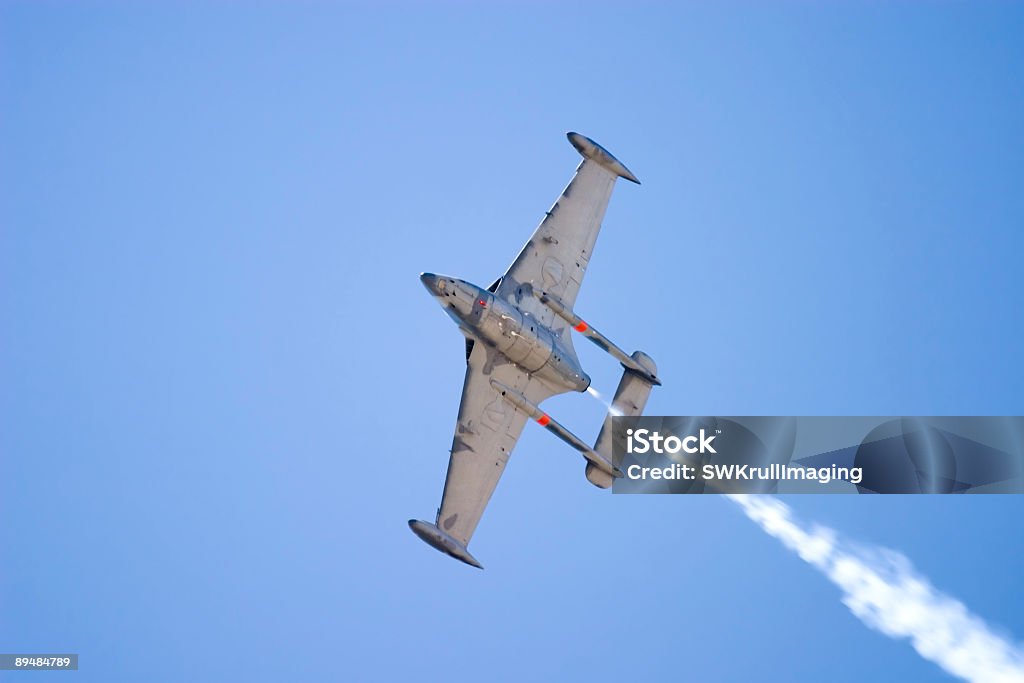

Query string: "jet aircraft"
[410, 132, 660, 568]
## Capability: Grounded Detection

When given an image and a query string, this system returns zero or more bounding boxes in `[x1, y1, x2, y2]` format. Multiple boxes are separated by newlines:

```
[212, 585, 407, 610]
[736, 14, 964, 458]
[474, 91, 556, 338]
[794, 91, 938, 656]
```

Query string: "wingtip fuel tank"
[408, 519, 483, 569]
[567, 132, 641, 185]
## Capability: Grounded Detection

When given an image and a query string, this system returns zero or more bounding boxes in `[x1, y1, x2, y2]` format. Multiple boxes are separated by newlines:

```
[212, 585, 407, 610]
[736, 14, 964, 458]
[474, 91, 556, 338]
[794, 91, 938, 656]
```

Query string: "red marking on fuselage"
[537, 415, 551, 427]
[574, 321, 588, 333]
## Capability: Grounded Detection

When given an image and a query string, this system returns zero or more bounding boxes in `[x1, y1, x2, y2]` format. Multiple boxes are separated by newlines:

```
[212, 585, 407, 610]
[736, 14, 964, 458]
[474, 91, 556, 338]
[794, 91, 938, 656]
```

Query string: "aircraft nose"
[420, 272, 440, 294]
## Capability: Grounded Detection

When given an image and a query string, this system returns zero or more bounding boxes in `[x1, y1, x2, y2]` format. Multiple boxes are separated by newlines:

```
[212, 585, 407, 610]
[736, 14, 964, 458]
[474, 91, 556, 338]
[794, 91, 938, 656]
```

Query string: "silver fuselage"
[420, 273, 590, 394]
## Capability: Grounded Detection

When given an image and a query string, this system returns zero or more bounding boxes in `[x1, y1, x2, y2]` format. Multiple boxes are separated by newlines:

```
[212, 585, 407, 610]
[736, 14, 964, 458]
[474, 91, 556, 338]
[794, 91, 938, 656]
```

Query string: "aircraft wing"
[422, 341, 558, 567]
[494, 132, 639, 343]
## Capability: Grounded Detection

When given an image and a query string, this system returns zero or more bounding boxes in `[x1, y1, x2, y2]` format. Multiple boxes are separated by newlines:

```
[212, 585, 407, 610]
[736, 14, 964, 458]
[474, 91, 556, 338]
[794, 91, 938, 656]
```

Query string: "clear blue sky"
[2, 3, 1023, 681]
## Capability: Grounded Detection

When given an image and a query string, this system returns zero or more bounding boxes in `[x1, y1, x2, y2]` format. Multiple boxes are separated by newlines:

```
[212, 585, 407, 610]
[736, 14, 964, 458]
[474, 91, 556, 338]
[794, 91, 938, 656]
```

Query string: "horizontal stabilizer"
[587, 351, 659, 488]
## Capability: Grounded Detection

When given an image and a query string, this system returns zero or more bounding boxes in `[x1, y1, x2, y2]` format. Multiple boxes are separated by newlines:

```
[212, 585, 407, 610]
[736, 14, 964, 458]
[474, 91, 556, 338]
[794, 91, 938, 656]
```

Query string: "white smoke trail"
[727, 495, 1024, 683]
[585, 386, 623, 416]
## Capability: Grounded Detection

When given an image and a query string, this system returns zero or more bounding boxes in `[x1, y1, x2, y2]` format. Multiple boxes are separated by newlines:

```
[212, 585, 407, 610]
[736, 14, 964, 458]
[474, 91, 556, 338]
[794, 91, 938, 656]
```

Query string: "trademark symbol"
[716, 429, 723, 434]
